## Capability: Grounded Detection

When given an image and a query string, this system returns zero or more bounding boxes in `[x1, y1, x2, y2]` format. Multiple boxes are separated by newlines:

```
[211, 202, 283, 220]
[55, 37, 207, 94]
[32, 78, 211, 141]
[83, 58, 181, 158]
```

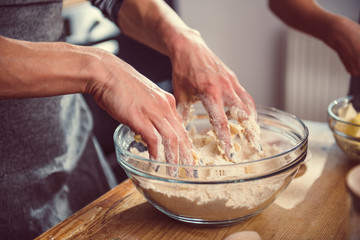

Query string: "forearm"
[0, 35, 103, 99]
[269, 0, 360, 76]
[268, 0, 342, 46]
[116, 0, 198, 58]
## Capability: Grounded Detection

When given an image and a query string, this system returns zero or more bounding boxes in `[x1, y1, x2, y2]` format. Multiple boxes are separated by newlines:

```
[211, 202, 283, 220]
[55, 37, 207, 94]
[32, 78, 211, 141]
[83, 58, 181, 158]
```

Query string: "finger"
[220, 78, 262, 152]
[200, 94, 232, 157]
[174, 90, 199, 124]
[221, 81, 253, 121]
[227, 106, 262, 152]
[226, 70, 256, 115]
[131, 119, 162, 161]
[151, 118, 179, 164]
[165, 113, 194, 165]
[127, 105, 172, 162]
[177, 102, 192, 123]
[164, 94, 194, 165]
[236, 88, 256, 115]
[166, 93, 189, 125]
[167, 112, 197, 177]
[155, 120, 180, 176]
[131, 113, 181, 176]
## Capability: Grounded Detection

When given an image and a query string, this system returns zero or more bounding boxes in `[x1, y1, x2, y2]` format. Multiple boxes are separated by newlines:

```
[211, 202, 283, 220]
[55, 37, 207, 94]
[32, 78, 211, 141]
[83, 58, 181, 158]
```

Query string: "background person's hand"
[170, 31, 257, 156]
[88, 49, 193, 166]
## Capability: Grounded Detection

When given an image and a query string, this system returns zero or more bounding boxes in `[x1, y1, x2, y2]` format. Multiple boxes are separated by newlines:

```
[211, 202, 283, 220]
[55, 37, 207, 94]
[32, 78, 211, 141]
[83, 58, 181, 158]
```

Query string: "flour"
[130, 113, 290, 221]
[139, 177, 284, 221]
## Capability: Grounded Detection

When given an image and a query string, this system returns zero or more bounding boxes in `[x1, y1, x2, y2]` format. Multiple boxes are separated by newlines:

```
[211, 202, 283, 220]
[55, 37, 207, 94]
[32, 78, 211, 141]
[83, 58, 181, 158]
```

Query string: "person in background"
[268, 0, 360, 99]
[0, 0, 255, 238]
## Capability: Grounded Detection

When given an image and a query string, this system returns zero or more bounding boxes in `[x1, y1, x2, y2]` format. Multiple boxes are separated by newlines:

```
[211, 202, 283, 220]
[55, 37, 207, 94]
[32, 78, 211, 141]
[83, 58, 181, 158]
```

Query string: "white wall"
[177, 0, 359, 111]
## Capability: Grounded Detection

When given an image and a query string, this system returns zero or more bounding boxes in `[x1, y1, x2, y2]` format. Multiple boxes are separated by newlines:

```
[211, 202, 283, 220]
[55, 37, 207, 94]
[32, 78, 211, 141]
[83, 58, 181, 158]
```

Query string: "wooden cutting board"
[36, 121, 360, 240]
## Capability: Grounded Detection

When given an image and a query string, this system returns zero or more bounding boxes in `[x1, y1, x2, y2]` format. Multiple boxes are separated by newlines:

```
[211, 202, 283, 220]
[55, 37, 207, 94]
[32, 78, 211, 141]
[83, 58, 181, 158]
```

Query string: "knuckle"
[168, 133, 179, 145]
[166, 94, 177, 108]
[219, 121, 229, 131]
[143, 131, 160, 146]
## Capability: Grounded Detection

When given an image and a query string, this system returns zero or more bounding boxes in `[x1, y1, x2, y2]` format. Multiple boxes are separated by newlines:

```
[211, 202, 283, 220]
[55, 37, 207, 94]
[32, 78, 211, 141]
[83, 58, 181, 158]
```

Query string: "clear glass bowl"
[114, 105, 308, 226]
[328, 95, 360, 162]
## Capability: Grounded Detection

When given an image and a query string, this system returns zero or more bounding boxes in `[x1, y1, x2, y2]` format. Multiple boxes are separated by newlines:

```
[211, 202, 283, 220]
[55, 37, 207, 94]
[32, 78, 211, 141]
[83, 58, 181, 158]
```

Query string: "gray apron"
[0, 1, 116, 239]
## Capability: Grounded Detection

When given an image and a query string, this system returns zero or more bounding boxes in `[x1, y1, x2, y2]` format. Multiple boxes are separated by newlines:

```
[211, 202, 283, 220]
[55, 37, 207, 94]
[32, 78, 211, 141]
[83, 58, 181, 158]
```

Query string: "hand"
[88, 49, 193, 166]
[0, 36, 194, 169]
[327, 16, 360, 76]
[170, 31, 257, 156]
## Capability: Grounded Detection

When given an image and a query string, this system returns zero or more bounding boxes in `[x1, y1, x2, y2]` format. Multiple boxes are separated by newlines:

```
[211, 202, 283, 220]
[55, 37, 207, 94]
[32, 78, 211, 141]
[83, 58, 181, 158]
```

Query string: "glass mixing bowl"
[328, 95, 360, 162]
[114, 105, 308, 226]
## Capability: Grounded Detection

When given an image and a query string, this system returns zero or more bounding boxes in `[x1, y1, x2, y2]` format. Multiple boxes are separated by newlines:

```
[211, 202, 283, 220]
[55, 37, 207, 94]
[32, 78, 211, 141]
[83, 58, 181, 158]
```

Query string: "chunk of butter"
[336, 103, 360, 138]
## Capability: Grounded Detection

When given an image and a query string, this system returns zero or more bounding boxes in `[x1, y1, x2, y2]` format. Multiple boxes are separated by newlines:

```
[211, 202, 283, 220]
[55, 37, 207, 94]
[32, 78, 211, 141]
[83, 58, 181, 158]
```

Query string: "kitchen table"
[36, 121, 359, 240]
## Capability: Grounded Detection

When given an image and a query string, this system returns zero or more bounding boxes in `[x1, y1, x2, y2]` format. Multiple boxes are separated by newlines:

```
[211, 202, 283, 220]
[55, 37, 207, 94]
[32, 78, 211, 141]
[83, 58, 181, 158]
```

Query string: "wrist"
[324, 15, 352, 49]
[44, 43, 106, 97]
[73, 45, 114, 98]
[166, 28, 202, 60]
